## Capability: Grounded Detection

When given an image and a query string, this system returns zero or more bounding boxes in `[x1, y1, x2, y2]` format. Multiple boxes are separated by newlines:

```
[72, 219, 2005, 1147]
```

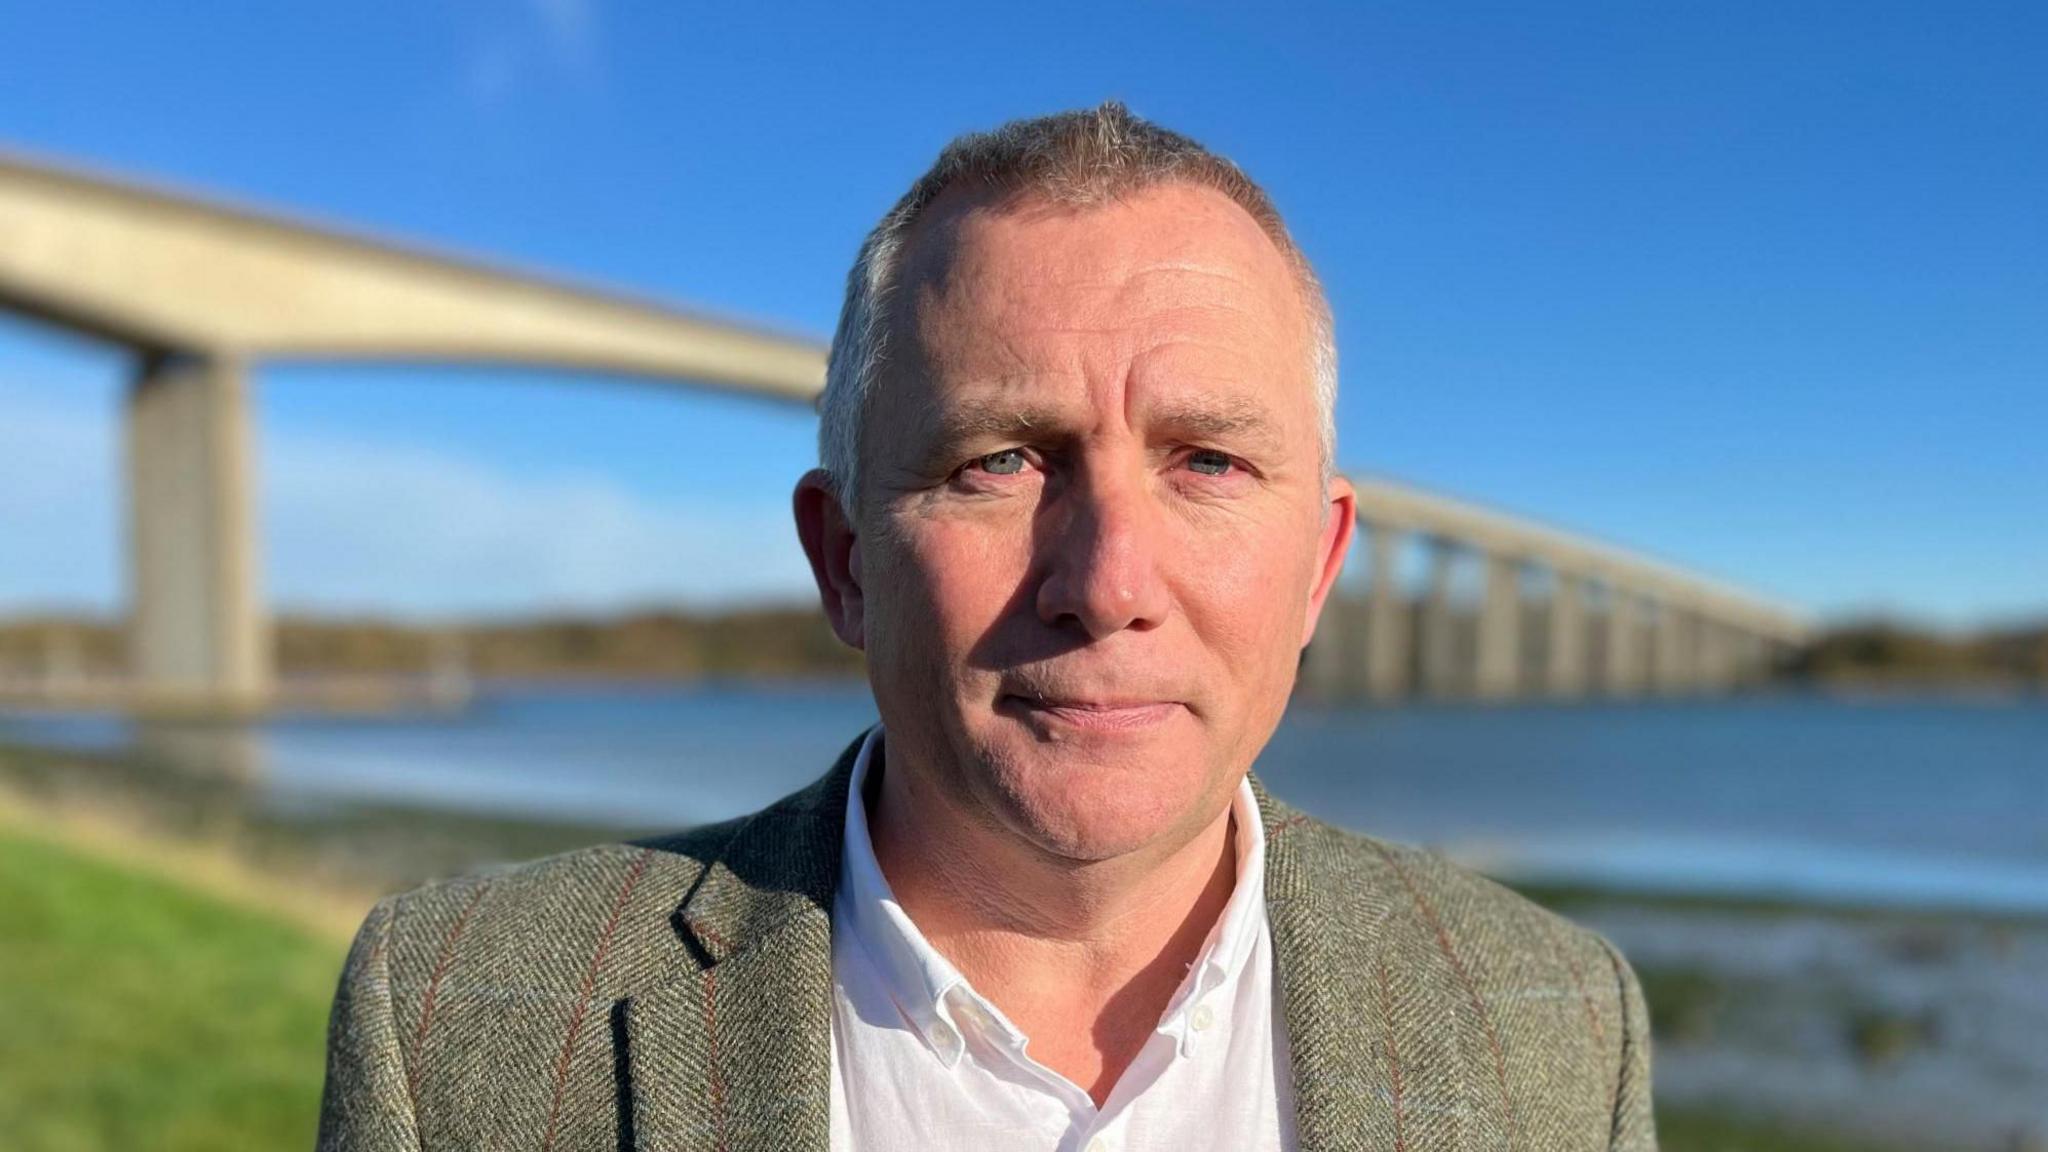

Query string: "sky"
[0, 1, 2042, 628]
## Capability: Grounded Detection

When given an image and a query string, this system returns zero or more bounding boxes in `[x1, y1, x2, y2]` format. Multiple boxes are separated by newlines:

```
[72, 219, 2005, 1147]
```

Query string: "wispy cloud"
[529, 0, 597, 70]
[0, 387, 816, 619]
[462, 0, 603, 111]
[260, 426, 814, 617]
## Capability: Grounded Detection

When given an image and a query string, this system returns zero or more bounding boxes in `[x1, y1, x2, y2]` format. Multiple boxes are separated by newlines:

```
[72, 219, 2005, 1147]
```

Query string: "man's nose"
[1034, 472, 1171, 639]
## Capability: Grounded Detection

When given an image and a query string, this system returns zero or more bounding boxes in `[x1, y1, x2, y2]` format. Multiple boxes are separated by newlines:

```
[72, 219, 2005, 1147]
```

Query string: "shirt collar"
[836, 726, 977, 1065]
[835, 724, 1270, 1067]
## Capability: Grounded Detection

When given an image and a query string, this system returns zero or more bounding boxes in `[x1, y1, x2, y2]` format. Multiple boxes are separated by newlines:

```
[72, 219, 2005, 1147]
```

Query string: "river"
[3, 684, 2043, 914]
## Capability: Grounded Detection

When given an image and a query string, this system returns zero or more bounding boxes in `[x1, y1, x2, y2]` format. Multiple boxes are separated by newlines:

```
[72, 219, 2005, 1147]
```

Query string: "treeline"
[0, 607, 865, 682]
[3, 610, 2044, 690]
[1781, 618, 2048, 691]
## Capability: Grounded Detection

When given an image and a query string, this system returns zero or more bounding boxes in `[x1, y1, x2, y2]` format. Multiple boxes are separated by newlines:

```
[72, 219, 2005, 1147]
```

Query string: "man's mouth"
[1000, 694, 1183, 732]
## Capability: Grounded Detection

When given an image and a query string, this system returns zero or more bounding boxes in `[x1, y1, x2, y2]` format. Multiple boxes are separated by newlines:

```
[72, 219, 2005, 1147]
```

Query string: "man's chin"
[972, 734, 1218, 863]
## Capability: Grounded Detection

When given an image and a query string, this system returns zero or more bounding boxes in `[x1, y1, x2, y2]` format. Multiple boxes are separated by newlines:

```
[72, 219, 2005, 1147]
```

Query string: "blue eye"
[977, 449, 1028, 475]
[1186, 450, 1234, 476]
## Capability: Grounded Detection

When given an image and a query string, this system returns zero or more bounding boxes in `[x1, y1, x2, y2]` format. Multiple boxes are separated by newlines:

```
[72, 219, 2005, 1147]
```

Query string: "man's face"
[801, 182, 1354, 865]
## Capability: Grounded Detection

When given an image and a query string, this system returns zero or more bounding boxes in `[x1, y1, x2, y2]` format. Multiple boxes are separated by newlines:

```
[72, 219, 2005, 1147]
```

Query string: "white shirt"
[828, 726, 1296, 1152]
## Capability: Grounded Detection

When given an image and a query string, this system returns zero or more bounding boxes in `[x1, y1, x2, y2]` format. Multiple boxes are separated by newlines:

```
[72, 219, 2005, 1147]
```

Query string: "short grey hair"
[818, 101, 1338, 510]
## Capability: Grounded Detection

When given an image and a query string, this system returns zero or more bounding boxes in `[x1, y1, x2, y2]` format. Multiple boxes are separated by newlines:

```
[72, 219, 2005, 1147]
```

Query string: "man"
[320, 103, 1655, 1152]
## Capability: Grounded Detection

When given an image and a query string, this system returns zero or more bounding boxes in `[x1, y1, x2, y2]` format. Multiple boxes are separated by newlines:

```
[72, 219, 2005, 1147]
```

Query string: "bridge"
[0, 151, 1809, 713]
[1302, 479, 1810, 703]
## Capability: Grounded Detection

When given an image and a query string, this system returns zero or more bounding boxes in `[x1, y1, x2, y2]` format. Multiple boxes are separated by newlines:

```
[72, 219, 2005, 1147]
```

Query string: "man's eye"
[975, 449, 1029, 476]
[1185, 450, 1235, 477]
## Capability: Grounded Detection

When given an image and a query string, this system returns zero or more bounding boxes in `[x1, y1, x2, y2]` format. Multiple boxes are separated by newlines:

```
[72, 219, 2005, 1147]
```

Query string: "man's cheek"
[1184, 530, 1301, 611]
[1194, 535, 1319, 659]
[930, 528, 1023, 612]
[878, 538, 993, 676]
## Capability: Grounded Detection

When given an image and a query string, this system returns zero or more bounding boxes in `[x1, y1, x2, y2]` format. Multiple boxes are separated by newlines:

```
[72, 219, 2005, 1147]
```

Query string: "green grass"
[1637, 964, 1731, 1046]
[0, 828, 344, 1152]
[1660, 1106, 1897, 1152]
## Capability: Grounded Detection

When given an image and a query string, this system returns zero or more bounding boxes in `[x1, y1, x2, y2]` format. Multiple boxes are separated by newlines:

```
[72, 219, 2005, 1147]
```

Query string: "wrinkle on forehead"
[909, 267, 1303, 394]
[932, 255, 1287, 338]
[893, 183, 1305, 339]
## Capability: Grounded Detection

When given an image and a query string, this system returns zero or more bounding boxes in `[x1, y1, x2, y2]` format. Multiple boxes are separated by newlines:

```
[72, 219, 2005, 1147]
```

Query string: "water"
[1265, 698, 2048, 912]
[5, 684, 2045, 913]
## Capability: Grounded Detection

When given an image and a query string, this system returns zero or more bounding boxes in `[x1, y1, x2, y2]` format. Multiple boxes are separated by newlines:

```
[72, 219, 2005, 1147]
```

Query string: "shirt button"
[1191, 1003, 1216, 1032]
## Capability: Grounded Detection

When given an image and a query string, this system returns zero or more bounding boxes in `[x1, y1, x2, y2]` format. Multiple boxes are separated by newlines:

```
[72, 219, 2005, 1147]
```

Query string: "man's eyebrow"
[913, 393, 1284, 457]
[922, 399, 1077, 447]
[1143, 396, 1284, 448]
[898, 398, 1075, 477]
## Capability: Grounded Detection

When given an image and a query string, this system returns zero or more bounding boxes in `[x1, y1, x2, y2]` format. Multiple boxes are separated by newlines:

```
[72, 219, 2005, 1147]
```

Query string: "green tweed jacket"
[319, 733, 1656, 1151]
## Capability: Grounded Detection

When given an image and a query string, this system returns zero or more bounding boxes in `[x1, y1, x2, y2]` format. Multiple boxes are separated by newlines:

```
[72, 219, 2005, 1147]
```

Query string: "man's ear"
[794, 468, 866, 650]
[1300, 475, 1358, 650]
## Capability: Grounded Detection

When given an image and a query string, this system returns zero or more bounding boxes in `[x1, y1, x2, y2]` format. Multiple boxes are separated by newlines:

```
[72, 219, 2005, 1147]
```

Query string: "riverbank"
[4, 730, 2041, 1149]
[0, 796, 1917, 1152]
[1545, 890, 2048, 1150]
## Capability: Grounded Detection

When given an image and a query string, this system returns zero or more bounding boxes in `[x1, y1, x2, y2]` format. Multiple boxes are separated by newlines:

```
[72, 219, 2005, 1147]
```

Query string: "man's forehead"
[881, 182, 1314, 410]
[894, 331, 1310, 452]
[894, 181, 1304, 329]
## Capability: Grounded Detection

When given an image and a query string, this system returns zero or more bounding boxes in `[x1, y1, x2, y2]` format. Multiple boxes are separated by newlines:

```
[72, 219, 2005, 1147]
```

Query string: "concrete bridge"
[0, 151, 1808, 713]
[1302, 479, 1810, 702]
[0, 150, 826, 713]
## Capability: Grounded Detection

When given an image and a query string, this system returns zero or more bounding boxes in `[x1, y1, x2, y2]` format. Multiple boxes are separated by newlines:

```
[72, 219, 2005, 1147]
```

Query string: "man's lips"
[1000, 694, 1183, 732]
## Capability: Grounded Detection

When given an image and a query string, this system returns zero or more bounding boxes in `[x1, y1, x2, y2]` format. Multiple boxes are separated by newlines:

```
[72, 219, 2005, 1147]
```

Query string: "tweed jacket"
[318, 732, 1656, 1151]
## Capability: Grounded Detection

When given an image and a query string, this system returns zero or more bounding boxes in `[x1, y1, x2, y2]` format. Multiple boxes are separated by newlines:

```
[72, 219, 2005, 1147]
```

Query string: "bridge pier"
[1652, 600, 1695, 695]
[1301, 584, 1347, 700]
[1419, 539, 1461, 697]
[1734, 630, 1770, 686]
[1695, 620, 1736, 690]
[1363, 523, 1409, 701]
[1304, 577, 1371, 701]
[1546, 572, 1588, 698]
[127, 352, 270, 710]
[1605, 590, 1646, 696]
[1476, 553, 1522, 700]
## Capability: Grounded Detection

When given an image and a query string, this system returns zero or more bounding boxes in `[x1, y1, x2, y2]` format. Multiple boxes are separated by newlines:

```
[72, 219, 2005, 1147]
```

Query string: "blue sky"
[1, 1, 2042, 627]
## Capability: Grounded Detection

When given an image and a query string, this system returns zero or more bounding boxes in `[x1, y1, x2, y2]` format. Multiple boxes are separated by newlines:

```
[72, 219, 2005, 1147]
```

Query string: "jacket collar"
[1251, 771, 1413, 1150]
[673, 735, 855, 968]
[622, 733, 857, 1151]
[626, 730, 1416, 1151]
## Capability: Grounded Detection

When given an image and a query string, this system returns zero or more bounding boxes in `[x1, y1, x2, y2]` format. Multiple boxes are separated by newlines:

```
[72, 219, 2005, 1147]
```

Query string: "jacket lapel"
[623, 743, 1460, 1152]
[623, 736, 858, 1152]
[1253, 772, 1469, 1152]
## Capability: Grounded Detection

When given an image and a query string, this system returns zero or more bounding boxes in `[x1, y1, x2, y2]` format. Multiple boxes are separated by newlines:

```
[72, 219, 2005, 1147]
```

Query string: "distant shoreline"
[2, 609, 2042, 691]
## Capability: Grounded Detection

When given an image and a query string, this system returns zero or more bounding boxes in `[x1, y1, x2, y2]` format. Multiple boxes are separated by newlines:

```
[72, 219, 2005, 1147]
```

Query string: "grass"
[1660, 1107, 1897, 1152]
[0, 825, 345, 1152]
[1637, 964, 1731, 1046]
